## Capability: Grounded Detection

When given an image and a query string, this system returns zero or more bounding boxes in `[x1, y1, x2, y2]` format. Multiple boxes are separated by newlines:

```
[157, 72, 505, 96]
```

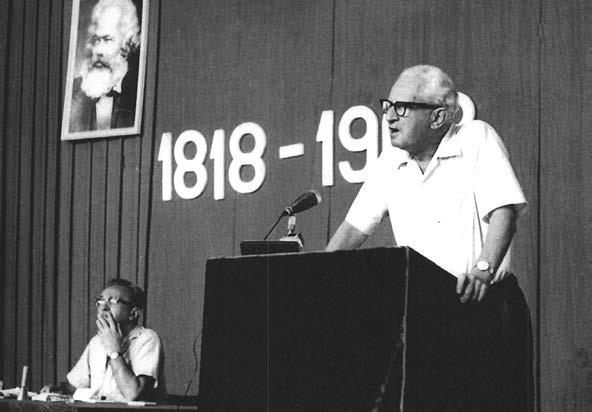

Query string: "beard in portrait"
[69, 0, 141, 133]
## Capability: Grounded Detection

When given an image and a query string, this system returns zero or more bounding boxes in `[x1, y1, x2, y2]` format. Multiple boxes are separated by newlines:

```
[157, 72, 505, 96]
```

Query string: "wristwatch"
[109, 351, 121, 360]
[476, 260, 495, 275]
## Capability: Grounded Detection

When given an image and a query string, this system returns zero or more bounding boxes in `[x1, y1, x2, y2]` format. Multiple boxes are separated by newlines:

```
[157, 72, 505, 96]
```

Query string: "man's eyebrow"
[92, 34, 113, 40]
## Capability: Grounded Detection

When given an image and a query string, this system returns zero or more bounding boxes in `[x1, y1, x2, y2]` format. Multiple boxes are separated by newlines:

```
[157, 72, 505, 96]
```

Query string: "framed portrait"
[61, 0, 149, 140]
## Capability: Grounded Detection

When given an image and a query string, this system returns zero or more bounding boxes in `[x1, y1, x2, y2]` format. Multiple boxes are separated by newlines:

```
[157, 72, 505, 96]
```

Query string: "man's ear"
[129, 307, 140, 322]
[430, 107, 448, 129]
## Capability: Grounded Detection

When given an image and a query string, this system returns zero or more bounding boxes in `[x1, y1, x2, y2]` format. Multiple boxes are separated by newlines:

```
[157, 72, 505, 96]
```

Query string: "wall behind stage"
[0, 0, 589, 410]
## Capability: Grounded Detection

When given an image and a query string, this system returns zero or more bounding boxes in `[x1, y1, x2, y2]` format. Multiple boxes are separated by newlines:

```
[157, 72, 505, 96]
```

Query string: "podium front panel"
[199, 248, 409, 411]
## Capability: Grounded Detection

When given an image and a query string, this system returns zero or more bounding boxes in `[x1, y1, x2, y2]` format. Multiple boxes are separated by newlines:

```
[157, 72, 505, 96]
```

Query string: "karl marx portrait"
[65, 0, 146, 137]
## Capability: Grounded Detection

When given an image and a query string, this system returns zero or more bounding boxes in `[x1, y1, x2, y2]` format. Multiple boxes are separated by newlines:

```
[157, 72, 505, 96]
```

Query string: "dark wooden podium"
[198, 247, 532, 411]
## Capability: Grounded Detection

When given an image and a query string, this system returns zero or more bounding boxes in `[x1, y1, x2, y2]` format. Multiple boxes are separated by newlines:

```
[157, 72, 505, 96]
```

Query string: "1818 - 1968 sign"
[158, 105, 389, 201]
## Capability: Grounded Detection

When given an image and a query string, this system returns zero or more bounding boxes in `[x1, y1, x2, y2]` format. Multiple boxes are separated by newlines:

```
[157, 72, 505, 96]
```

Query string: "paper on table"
[31, 392, 72, 402]
[0, 387, 38, 398]
[72, 388, 98, 402]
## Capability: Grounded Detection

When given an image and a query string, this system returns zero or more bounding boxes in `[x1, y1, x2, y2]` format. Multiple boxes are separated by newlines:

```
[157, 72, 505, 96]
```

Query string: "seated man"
[42, 279, 166, 402]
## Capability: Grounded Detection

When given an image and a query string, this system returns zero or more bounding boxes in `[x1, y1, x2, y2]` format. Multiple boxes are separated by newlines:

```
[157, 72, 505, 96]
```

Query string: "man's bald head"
[396, 65, 459, 123]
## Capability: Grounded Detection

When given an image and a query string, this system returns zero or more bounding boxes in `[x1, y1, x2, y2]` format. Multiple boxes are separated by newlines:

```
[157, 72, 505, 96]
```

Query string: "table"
[0, 399, 197, 412]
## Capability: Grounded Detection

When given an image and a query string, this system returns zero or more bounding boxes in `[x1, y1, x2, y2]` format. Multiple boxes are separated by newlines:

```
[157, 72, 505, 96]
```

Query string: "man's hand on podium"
[456, 267, 492, 303]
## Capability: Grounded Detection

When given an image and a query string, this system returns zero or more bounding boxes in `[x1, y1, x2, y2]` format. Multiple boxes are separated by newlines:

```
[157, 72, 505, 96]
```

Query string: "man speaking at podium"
[327, 65, 527, 304]
[326, 65, 531, 410]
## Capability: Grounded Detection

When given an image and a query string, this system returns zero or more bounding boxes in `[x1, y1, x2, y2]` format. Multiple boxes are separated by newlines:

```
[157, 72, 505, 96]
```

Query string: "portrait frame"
[61, 0, 149, 140]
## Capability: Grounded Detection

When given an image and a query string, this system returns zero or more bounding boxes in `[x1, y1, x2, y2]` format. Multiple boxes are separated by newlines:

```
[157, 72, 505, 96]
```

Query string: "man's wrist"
[109, 351, 123, 361]
[475, 260, 495, 276]
[474, 259, 495, 284]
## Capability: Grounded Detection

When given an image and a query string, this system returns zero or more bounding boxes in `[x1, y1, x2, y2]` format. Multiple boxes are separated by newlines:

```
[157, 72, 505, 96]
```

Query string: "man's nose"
[385, 109, 399, 122]
[93, 42, 107, 56]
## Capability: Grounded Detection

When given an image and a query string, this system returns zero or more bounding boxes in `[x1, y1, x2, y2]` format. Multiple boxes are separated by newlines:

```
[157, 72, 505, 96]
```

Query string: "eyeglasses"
[379, 98, 442, 117]
[95, 296, 133, 307]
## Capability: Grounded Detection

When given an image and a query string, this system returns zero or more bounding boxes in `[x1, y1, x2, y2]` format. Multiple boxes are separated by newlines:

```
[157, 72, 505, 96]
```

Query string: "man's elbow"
[125, 387, 147, 402]
[125, 376, 156, 402]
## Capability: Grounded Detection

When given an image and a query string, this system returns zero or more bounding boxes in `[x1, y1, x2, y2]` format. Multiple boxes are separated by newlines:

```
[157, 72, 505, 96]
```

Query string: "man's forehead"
[388, 75, 422, 101]
[101, 285, 131, 299]
[95, 7, 122, 34]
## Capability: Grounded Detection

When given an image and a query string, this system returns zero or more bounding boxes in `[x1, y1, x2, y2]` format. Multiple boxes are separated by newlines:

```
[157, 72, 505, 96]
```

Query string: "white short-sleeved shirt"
[67, 325, 166, 402]
[345, 120, 527, 277]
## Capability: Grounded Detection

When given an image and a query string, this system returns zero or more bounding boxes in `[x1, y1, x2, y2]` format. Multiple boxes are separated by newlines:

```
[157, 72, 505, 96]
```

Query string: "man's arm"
[457, 205, 517, 302]
[109, 359, 155, 401]
[480, 205, 518, 282]
[40, 381, 76, 395]
[326, 220, 369, 251]
[96, 313, 155, 401]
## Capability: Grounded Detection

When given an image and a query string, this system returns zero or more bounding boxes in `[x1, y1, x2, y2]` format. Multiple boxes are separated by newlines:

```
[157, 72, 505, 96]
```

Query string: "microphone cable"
[179, 327, 202, 407]
[263, 214, 284, 240]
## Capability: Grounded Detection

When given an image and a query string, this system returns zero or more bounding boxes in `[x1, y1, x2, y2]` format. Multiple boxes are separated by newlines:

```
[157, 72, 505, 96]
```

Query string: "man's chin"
[390, 135, 403, 148]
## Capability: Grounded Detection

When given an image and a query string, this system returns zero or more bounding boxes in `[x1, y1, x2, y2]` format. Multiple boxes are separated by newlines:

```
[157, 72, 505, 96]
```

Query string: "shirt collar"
[391, 147, 412, 169]
[126, 325, 143, 340]
[97, 79, 122, 102]
[432, 123, 462, 159]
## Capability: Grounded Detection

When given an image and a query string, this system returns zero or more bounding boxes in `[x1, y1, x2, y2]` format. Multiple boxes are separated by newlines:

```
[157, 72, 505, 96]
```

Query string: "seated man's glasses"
[380, 98, 442, 117]
[95, 296, 133, 307]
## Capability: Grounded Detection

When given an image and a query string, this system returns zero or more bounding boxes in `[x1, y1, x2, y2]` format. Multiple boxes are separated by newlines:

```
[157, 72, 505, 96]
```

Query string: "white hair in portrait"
[89, 0, 140, 56]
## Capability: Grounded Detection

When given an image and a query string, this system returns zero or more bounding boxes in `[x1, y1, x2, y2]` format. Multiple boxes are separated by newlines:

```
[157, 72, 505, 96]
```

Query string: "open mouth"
[92, 61, 110, 69]
[389, 127, 399, 134]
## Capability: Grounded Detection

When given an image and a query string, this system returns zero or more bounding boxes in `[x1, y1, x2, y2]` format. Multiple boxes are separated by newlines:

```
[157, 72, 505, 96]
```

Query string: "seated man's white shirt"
[345, 120, 527, 278]
[67, 325, 166, 402]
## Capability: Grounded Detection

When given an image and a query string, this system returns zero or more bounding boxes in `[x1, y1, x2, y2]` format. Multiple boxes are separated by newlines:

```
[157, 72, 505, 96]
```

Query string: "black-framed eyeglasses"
[379, 98, 442, 117]
[95, 296, 133, 307]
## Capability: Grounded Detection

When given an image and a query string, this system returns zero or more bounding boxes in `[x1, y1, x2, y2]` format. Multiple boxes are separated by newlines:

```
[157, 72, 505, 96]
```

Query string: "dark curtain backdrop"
[0, 0, 590, 410]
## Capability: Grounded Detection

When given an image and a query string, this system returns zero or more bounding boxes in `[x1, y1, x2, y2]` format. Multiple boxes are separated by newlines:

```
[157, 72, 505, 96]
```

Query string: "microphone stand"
[279, 216, 304, 249]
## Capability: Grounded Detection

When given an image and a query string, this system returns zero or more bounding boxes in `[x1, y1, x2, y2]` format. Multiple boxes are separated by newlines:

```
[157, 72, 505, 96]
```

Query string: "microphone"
[263, 190, 322, 240]
[281, 190, 322, 216]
